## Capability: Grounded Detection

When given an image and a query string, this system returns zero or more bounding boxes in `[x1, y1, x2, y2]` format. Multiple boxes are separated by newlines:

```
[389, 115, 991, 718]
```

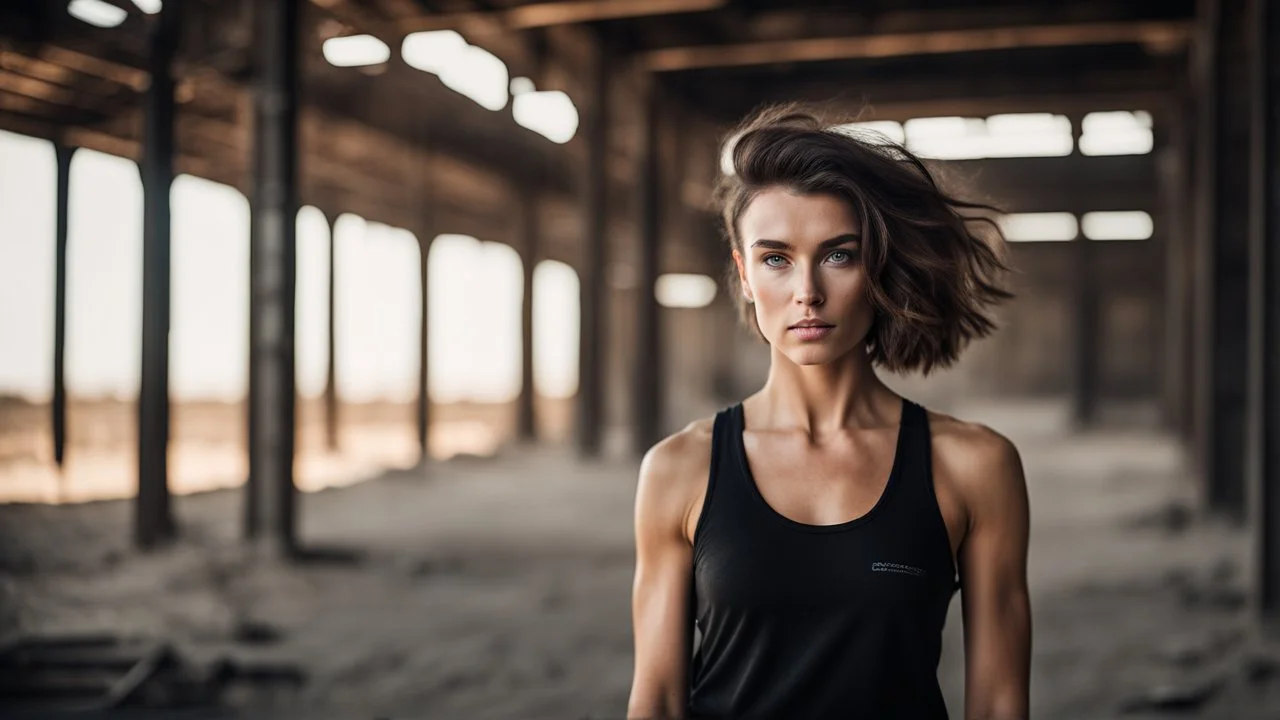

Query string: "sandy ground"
[2, 399, 1279, 719]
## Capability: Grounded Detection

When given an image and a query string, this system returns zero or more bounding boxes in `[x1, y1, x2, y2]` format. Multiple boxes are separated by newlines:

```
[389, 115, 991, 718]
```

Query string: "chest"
[694, 520, 952, 615]
[741, 429, 899, 527]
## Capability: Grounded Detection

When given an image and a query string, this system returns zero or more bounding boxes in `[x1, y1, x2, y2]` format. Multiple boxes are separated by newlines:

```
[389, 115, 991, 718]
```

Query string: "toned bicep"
[958, 434, 1031, 720]
[628, 442, 701, 719]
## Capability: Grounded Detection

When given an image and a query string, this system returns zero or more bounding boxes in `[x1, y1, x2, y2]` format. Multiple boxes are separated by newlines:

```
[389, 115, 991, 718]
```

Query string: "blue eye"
[828, 249, 856, 264]
[763, 254, 787, 267]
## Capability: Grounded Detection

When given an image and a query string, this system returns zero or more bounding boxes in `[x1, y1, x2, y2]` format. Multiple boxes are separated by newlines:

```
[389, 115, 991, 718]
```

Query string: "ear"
[732, 249, 754, 303]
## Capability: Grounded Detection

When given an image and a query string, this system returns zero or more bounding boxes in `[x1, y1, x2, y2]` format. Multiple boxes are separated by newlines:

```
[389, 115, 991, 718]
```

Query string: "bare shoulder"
[635, 416, 716, 542]
[924, 408, 1027, 511]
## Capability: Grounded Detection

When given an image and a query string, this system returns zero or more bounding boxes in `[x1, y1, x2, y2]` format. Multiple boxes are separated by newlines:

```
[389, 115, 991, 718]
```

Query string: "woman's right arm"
[627, 428, 709, 719]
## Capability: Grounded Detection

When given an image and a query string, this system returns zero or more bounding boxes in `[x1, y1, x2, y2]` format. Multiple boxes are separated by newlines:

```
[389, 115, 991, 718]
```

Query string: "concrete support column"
[1197, 0, 1254, 519]
[1158, 110, 1193, 434]
[246, 0, 300, 552]
[517, 192, 538, 444]
[1175, 90, 1202, 447]
[325, 211, 339, 452]
[1249, 0, 1280, 624]
[52, 143, 73, 469]
[576, 46, 609, 458]
[137, 1, 181, 549]
[1068, 113, 1098, 428]
[632, 82, 663, 456]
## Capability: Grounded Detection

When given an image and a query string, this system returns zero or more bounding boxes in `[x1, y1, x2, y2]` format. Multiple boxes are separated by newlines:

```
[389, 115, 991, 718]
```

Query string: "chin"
[778, 343, 848, 367]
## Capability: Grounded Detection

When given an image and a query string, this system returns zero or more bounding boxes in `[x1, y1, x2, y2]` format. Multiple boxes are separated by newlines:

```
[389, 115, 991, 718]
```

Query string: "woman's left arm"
[953, 430, 1031, 720]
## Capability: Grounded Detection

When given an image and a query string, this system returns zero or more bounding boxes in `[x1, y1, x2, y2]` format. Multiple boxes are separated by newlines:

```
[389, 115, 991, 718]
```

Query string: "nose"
[794, 266, 824, 306]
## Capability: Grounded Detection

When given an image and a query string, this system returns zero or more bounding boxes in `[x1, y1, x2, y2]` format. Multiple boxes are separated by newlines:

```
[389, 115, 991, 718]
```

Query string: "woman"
[627, 105, 1031, 720]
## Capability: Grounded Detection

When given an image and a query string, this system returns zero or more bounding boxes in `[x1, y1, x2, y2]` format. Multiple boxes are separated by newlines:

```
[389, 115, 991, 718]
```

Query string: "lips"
[789, 319, 834, 329]
[788, 320, 835, 341]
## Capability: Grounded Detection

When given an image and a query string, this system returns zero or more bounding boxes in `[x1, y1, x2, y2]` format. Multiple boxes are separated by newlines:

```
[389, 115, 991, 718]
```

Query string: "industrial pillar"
[1068, 114, 1098, 429]
[246, 0, 300, 552]
[137, 1, 181, 549]
[576, 46, 609, 457]
[1249, 0, 1280, 625]
[325, 211, 339, 452]
[1175, 90, 1202, 447]
[1158, 111, 1193, 434]
[52, 143, 73, 469]
[633, 82, 663, 455]
[517, 191, 538, 443]
[1197, 0, 1254, 519]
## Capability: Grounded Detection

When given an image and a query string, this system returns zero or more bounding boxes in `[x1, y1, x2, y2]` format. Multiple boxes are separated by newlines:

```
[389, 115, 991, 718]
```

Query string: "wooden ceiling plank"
[39, 46, 148, 90]
[0, 69, 77, 105]
[642, 19, 1194, 71]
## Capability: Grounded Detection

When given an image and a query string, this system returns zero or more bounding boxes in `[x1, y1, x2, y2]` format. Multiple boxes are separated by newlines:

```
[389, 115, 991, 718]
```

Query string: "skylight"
[68, 0, 128, 28]
[322, 35, 391, 68]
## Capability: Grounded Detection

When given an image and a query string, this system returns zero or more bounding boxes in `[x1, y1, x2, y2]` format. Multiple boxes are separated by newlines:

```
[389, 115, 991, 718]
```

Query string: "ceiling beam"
[406, 0, 727, 31]
[642, 19, 1193, 72]
[38, 45, 147, 90]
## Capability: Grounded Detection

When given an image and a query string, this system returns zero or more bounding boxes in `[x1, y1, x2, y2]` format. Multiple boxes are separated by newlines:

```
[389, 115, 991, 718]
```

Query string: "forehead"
[739, 188, 859, 245]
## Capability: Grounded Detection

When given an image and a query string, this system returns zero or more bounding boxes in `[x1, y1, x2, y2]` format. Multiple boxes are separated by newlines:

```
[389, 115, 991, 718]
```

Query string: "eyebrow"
[749, 233, 861, 251]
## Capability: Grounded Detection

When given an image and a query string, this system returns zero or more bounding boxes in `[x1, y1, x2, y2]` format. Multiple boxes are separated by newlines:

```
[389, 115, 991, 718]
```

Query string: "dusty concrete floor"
[1, 400, 1278, 719]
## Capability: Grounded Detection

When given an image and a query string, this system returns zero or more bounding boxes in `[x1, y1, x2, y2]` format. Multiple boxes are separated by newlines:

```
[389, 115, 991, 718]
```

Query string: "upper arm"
[943, 427, 1031, 720]
[627, 426, 709, 720]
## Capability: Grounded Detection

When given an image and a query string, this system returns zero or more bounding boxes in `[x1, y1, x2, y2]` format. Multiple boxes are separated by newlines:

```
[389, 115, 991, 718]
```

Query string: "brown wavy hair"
[715, 104, 1014, 376]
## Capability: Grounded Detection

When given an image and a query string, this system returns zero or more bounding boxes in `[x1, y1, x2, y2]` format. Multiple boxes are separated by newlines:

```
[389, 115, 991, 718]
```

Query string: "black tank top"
[688, 397, 959, 719]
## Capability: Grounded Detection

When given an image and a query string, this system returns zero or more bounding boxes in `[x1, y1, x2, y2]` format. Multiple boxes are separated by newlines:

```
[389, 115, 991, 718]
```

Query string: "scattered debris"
[1118, 675, 1225, 714]
[0, 632, 305, 713]
[231, 619, 283, 646]
[1244, 652, 1280, 686]
[1124, 502, 1195, 533]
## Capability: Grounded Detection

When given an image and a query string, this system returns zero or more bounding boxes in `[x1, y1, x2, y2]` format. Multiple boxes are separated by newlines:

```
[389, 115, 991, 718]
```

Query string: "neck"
[752, 343, 900, 439]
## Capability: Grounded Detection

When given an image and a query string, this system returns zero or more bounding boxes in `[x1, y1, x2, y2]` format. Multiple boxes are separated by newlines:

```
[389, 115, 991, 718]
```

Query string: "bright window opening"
[335, 215, 422, 403]
[533, 260, 580, 398]
[656, 274, 718, 309]
[998, 212, 1079, 242]
[322, 35, 391, 68]
[513, 90, 579, 143]
[439, 45, 509, 112]
[68, 0, 128, 28]
[170, 175, 250, 402]
[66, 149, 142, 399]
[428, 235, 522, 403]
[403, 30, 509, 112]
[295, 206, 331, 399]
[1082, 211, 1153, 240]
[905, 114, 1072, 160]
[132, 0, 162, 13]
[510, 76, 536, 96]
[904, 117, 988, 160]
[1079, 111, 1154, 156]
[982, 114, 1073, 158]
[0, 130, 55, 402]
[401, 30, 468, 74]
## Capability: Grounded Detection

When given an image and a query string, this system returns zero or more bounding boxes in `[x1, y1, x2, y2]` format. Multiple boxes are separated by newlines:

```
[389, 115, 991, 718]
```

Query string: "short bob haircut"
[715, 103, 1014, 376]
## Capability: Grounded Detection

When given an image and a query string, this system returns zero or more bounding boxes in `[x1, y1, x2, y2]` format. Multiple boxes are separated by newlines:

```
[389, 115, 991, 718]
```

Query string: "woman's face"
[733, 187, 874, 367]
